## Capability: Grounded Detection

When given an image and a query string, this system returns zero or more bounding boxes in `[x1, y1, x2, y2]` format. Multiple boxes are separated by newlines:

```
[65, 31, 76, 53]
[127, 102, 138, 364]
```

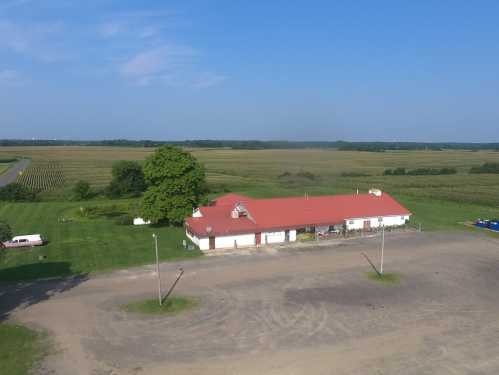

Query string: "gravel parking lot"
[4, 231, 499, 375]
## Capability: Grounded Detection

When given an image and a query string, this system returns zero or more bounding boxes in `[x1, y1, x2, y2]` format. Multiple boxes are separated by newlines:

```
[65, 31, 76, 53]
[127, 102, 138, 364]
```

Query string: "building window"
[378, 217, 383, 223]
[348, 220, 354, 225]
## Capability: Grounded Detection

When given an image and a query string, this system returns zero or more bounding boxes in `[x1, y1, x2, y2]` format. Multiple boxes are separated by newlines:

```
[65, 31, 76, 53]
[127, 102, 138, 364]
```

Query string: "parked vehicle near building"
[2, 234, 44, 248]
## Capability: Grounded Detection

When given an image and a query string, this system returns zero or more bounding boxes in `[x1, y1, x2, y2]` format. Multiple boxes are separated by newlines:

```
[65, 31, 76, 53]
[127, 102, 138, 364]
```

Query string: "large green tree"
[141, 146, 206, 225]
[106, 160, 146, 198]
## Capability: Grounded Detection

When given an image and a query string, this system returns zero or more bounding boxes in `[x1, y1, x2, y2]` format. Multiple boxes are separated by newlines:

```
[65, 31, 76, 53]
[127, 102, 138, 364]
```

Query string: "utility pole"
[380, 225, 385, 275]
[152, 233, 162, 306]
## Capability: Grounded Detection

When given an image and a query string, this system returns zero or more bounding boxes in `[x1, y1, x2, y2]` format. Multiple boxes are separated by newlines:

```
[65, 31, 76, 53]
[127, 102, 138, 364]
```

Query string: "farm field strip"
[16, 161, 65, 191]
[0, 146, 498, 222]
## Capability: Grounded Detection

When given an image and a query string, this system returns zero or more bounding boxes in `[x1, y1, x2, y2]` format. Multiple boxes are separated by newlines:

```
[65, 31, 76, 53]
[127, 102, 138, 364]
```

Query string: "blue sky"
[1, 0, 498, 141]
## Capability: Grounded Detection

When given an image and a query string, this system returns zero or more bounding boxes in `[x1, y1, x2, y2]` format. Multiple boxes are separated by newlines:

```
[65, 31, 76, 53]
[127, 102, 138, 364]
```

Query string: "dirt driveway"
[4, 231, 499, 375]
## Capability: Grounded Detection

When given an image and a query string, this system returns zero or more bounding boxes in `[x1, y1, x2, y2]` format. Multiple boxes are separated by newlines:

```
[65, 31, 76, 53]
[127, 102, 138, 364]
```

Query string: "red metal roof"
[185, 192, 411, 237]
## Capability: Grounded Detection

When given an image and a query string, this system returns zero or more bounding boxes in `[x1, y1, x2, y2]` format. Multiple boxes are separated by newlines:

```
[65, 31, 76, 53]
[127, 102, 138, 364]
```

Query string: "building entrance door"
[255, 233, 261, 245]
[363, 220, 371, 230]
[285, 230, 290, 242]
[209, 236, 215, 250]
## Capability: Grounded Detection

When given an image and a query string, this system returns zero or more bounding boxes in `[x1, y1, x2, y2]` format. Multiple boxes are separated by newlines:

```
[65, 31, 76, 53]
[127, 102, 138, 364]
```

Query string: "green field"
[0, 162, 11, 175]
[0, 200, 201, 282]
[0, 146, 498, 281]
[0, 324, 47, 375]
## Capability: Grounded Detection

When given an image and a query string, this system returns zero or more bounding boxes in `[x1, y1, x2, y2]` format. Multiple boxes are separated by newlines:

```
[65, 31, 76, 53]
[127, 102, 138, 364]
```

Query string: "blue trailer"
[490, 220, 499, 232]
[475, 219, 499, 232]
[475, 219, 490, 228]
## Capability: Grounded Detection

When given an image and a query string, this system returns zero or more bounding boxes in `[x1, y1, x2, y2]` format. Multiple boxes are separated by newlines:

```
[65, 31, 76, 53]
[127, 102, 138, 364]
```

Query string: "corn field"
[16, 161, 65, 191]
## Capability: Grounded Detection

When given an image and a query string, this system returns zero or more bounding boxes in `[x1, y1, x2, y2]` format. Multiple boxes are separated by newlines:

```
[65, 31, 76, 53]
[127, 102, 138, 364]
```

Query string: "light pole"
[380, 225, 385, 275]
[152, 233, 162, 306]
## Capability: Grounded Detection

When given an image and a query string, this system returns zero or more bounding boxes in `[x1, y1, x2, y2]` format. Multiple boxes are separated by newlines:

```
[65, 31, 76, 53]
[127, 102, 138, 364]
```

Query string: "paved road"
[4, 231, 499, 375]
[0, 158, 30, 187]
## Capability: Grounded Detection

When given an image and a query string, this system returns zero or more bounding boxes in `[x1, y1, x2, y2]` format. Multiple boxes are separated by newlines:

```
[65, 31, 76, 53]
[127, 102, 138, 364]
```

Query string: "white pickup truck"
[2, 234, 44, 248]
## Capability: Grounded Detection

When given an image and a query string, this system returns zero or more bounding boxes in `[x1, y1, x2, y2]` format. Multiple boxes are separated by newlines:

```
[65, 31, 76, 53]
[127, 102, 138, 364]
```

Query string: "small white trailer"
[3, 234, 44, 248]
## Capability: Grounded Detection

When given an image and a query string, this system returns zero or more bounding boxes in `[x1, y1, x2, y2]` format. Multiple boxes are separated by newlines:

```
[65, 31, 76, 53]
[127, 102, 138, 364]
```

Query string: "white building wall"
[215, 233, 256, 249]
[262, 231, 285, 244]
[186, 231, 211, 251]
[186, 230, 200, 246]
[199, 238, 210, 250]
[345, 215, 410, 231]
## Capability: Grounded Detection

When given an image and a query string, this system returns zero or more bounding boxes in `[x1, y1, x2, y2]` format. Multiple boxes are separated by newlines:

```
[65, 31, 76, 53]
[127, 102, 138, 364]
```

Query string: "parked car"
[3, 234, 44, 248]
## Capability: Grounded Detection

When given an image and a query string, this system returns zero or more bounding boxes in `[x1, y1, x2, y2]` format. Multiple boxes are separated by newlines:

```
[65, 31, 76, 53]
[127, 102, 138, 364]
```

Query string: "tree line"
[1, 139, 499, 151]
[384, 167, 457, 176]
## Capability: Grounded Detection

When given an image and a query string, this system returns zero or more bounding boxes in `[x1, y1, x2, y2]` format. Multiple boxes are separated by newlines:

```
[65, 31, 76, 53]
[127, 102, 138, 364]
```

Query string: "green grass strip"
[366, 271, 401, 284]
[121, 296, 199, 315]
[0, 323, 47, 375]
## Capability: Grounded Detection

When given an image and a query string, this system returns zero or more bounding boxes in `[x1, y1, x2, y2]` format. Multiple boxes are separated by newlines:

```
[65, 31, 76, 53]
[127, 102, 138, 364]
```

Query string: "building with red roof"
[185, 189, 411, 250]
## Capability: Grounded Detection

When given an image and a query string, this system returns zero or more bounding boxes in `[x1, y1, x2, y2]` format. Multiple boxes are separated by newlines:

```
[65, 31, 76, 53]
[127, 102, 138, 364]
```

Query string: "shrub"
[106, 161, 146, 198]
[0, 183, 37, 201]
[296, 171, 316, 180]
[115, 214, 134, 226]
[72, 180, 91, 200]
[0, 221, 12, 242]
[340, 172, 370, 177]
[470, 162, 499, 174]
[278, 171, 292, 178]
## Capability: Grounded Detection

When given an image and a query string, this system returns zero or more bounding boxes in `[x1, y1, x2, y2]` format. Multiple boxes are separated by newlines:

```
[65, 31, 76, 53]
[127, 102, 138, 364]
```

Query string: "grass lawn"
[366, 271, 400, 284]
[0, 163, 10, 175]
[1, 147, 499, 282]
[0, 323, 47, 375]
[122, 296, 199, 315]
[0, 199, 202, 282]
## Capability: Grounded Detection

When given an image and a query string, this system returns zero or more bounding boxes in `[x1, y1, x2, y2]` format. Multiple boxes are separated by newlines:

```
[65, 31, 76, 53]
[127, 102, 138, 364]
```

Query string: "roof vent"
[231, 203, 248, 219]
[369, 188, 382, 197]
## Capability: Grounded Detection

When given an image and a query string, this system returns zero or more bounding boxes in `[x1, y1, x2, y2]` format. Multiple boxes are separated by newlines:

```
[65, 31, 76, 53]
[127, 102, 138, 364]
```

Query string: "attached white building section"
[215, 233, 256, 249]
[345, 215, 410, 231]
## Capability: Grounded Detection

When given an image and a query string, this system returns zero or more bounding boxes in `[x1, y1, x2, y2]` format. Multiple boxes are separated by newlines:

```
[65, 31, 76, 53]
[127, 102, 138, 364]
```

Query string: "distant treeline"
[1, 139, 499, 151]
[384, 167, 457, 176]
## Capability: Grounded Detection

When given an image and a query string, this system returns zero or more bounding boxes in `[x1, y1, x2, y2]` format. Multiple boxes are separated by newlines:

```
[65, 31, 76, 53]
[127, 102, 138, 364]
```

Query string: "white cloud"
[120, 45, 196, 84]
[0, 19, 68, 62]
[193, 72, 227, 88]
[98, 22, 124, 38]
[0, 69, 24, 86]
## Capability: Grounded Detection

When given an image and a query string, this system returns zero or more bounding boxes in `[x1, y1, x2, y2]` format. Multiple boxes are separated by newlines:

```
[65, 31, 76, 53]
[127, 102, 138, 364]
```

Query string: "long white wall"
[188, 229, 298, 251]
[345, 215, 410, 231]
[215, 233, 256, 249]
[262, 230, 296, 244]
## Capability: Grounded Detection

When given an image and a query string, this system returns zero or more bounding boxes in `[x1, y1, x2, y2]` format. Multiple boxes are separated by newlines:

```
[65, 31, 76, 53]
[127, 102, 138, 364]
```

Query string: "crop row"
[16, 161, 65, 191]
